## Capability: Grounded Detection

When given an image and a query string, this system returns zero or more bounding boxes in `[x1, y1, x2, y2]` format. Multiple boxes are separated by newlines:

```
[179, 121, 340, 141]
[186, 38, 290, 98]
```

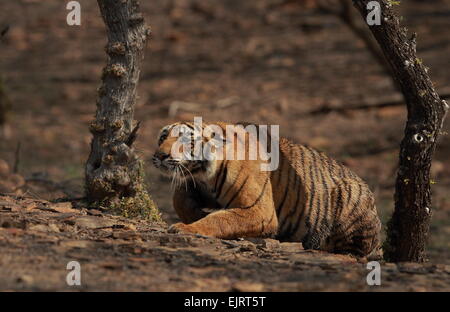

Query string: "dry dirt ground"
[0, 0, 449, 291]
[1, 195, 449, 291]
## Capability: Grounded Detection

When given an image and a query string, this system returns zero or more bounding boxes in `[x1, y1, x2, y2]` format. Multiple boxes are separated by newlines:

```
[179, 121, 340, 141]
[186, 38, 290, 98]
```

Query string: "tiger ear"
[203, 124, 226, 145]
[236, 121, 257, 128]
[212, 129, 226, 143]
[157, 124, 174, 145]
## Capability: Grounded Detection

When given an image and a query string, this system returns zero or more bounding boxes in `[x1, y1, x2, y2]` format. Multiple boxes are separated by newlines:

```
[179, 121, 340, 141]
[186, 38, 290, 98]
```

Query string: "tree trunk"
[353, 0, 448, 262]
[1, 25, 11, 134]
[85, 0, 159, 220]
[0, 77, 10, 127]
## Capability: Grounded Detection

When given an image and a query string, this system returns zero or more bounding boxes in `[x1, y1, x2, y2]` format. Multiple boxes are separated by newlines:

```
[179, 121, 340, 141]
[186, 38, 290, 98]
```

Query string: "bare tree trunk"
[0, 25, 11, 138]
[0, 76, 10, 128]
[86, 0, 159, 220]
[353, 0, 448, 262]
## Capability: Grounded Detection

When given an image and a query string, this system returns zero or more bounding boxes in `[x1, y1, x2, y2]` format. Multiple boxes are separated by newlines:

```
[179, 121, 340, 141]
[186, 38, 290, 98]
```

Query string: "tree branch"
[305, 90, 450, 116]
[317, 0, 399, 90]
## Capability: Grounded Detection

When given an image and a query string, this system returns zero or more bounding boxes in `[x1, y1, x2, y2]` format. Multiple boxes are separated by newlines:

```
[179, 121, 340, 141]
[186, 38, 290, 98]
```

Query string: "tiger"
[152, 120, 382, 257]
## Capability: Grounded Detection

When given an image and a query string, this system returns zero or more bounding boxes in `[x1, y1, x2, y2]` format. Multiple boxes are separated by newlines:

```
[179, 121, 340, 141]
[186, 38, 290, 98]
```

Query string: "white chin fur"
[203, 160, 217, 181]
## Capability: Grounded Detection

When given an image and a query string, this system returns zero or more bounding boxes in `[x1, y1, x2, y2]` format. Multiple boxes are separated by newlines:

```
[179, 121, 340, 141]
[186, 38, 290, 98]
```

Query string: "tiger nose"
[154, 151, 170, 161]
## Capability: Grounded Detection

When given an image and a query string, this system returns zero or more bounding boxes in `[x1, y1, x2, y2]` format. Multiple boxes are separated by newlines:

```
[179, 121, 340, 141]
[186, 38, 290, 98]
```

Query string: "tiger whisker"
[179, 162, 196, 189]
[170, 166, 177, 191]
[177, 164, 189, 191]
[175, 166, 182, 190]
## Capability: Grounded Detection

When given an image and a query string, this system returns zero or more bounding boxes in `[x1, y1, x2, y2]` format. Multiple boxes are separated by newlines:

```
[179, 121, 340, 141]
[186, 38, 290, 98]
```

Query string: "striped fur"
[153, 121, 382, 257]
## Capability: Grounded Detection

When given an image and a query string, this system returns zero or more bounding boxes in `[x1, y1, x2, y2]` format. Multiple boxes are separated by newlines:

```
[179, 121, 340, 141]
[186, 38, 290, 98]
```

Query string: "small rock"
[432, 264, 450, 274]
[383, 263, 398, 272]
[98, 261, 123, 270]
[74, 216, 115, 229]
[123, 223, 137, 231]
[246, 238, 280, 250]
[24, 202, 39, 211]
[409, 286, 428, 292]
[0, 201, 21, 211]
[239, 243, 257, 253]
[87, 209, 102, 216]
[62, 217, 76, 226]
[59, 240, 92, 249]
[221, 240, 240, 248]
[231, 281, 264, 292]
[28, 224, 51, 232]
[111, 231, 140, 240]
[48, 223, 60, 232]
[17, 274, 34, 285]
[260, 238, 280, 250]
[0, 216, 26, 229]
[280, 242, 303, 252]
[51, 202, 78, 214]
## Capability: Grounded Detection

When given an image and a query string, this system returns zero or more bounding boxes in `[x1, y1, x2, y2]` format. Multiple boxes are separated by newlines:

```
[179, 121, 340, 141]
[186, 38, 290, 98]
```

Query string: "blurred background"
[0, 0, 448, 263]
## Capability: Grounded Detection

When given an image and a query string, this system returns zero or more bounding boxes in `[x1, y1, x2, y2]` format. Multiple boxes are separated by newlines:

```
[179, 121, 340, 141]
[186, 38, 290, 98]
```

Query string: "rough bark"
[0, 76, 10, 128]
[86, 0, 158, 220]
[0, 26, 11, 138]
[353, 0, 448, 262]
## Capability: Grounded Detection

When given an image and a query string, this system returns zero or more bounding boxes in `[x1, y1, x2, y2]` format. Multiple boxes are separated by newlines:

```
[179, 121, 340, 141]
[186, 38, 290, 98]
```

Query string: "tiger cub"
[152, 121, 381, 257]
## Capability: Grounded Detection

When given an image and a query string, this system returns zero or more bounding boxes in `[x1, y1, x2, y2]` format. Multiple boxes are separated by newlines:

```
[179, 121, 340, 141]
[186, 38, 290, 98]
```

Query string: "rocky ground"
[0, 0, 449, 291]
[1, 196, 449, 291]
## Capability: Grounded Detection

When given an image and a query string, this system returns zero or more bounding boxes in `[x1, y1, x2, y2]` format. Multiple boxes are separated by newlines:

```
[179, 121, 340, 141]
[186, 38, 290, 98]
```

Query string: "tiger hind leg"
[332, 226, 381, 257]
[327, 180, 382, 257]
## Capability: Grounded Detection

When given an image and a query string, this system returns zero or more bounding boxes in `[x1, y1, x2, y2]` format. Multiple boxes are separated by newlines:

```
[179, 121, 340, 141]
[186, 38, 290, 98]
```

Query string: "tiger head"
[152, 121, 227, 182]
[152, 120, 278, 184]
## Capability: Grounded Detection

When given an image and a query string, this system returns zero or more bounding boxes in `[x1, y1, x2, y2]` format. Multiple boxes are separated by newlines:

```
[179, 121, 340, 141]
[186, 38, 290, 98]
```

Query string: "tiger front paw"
[168, 223, 199, 235]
